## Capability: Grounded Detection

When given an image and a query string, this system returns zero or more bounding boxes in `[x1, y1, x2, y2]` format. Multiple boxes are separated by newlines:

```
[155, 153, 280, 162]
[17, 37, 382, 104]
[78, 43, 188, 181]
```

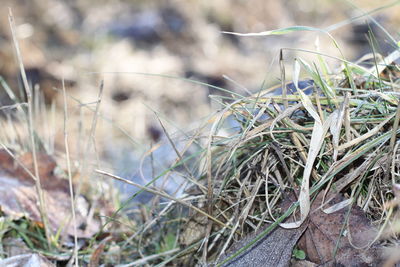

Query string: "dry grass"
[179, 46, 400, 265]
[1, 4, 400, 267]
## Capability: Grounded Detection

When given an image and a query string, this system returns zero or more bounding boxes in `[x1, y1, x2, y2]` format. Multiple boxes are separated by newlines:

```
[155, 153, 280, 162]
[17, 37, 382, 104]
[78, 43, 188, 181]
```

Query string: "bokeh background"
[1, 0, 399, 197]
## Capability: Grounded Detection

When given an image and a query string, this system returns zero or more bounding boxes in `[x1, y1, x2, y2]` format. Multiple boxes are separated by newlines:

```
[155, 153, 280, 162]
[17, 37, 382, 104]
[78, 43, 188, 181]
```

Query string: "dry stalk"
[8, 9, 52, 246]
[62, 78, 79, 266]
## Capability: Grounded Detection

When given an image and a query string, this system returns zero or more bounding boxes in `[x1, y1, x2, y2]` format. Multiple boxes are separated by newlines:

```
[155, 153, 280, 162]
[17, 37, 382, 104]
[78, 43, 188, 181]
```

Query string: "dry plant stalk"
[8, 9, 52, 246]
[62, 78, 79, 266]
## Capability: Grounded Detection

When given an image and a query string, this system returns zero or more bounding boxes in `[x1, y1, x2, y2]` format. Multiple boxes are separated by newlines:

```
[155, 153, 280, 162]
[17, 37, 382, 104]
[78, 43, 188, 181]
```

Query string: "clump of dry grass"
[169, 46, 400, 265]
[92, 39, 400, 266]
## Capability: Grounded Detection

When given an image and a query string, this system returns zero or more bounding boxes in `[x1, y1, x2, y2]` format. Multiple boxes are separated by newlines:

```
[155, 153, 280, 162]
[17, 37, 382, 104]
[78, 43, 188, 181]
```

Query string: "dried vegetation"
[1, 1, 400, 267]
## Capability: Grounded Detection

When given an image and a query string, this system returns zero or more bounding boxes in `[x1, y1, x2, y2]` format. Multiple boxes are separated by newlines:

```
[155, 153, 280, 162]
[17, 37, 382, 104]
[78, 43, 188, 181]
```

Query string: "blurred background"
[0, 0, 399, 198]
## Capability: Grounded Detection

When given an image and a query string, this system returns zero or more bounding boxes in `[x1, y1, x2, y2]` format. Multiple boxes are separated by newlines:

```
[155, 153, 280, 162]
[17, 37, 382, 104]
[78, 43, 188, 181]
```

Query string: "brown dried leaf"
[0, 149, 105, 238]
[0, 149, 67, 191]
[298, 192, 382, 266]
